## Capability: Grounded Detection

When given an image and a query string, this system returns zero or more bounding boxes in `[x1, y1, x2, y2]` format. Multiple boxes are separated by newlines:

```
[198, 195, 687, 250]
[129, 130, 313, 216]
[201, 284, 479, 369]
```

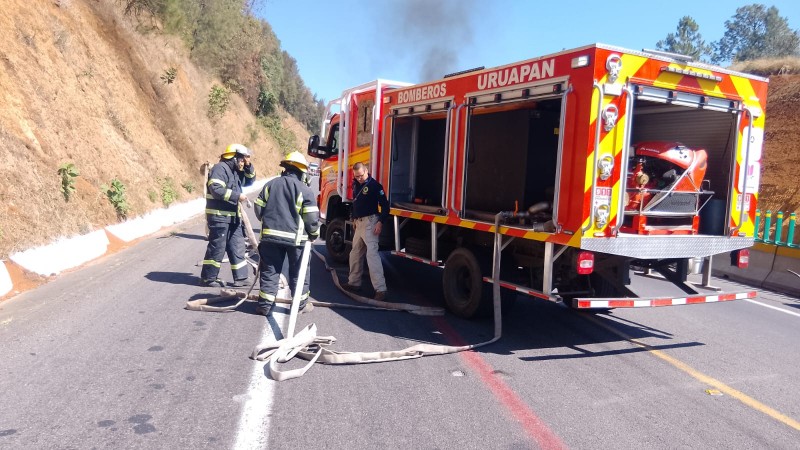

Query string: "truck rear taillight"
[577, 251, 594, 275]
[735, 249, 749, 268]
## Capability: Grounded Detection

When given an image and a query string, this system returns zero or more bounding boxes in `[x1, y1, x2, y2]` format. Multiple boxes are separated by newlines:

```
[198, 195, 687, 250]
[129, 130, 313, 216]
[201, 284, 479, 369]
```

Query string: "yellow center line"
[584, 314, 800, 432]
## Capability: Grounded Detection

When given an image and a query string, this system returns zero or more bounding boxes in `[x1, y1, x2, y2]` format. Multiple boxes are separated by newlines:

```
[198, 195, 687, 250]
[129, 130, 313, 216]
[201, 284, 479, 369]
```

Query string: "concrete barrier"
[711, 244, 776, 289]
[0, 180, 271, 300]
[762, 246, 800, 297]
[0, 261, 12, 298]
[9, 229, 110, 277]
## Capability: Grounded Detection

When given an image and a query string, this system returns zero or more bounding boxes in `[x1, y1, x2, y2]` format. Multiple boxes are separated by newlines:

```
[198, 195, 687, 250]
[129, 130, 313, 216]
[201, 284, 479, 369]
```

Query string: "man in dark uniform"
[253, 151, 320, 316]
[200, 144, 255, 287]
[342, 162, 389, 300]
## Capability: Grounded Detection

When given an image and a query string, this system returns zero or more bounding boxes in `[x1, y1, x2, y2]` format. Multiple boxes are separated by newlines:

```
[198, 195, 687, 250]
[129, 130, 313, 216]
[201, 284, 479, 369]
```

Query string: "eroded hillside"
[760, 74, 800, 216]
[0, 0, 306, 259]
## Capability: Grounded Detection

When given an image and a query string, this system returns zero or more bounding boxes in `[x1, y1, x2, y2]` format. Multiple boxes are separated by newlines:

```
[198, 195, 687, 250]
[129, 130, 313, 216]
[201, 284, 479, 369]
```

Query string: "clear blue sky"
[258, 0, 799, 105]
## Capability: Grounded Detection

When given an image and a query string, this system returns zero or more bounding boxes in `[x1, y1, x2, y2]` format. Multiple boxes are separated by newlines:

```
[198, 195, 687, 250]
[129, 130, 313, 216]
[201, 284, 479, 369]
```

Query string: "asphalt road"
[1, 212, 799, 449]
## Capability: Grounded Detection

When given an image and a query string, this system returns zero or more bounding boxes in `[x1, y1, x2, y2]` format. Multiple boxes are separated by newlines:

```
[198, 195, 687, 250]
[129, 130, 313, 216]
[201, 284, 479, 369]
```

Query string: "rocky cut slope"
[760, 73, 800, 217]
[0, 0, 308, 259]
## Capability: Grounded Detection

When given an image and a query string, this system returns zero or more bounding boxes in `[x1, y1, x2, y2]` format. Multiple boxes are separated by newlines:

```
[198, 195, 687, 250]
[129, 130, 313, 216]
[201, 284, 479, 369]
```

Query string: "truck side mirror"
[307, 135, 329, 159]
[308, 134, 338, 159]
[307, 135, 320, 153]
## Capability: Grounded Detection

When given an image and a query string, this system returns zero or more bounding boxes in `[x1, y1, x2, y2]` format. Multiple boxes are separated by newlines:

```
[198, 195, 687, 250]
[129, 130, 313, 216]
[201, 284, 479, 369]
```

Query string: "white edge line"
[744, 298, 800, 318]
[234, 297, 289, 449]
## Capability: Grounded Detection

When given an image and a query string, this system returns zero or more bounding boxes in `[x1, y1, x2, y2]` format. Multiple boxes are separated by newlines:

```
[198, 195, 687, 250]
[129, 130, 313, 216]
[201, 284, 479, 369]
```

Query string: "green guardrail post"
[774, 211, 784, 245]
[788, 213, 797, 248]
[754, 209, 762, 242]
[763, 210, 773, 243]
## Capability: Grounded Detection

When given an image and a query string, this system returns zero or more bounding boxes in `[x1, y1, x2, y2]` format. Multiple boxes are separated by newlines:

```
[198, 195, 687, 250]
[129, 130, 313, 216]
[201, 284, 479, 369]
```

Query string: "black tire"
[325, 218, 350, 264]
[443, 248, 487, 318]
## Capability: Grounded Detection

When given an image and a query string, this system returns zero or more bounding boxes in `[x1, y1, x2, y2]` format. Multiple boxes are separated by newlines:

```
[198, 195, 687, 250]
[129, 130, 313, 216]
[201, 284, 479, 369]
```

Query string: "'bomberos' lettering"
[397, 83, 447, 104]
[477, 59, 555, 90]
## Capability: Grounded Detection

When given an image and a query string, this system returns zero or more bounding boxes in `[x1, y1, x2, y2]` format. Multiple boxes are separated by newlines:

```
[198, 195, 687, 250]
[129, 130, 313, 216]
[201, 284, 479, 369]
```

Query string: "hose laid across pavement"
[186, 225, 507, 381]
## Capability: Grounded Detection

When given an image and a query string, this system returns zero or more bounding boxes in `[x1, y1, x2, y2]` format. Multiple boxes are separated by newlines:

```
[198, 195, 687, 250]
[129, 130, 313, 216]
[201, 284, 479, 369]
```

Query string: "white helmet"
[221, 143, 251, 159]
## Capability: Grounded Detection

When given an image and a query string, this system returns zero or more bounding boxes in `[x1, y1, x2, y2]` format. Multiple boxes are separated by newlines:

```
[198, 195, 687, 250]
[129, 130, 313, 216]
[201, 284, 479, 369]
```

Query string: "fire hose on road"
[185, 209, 515, 381]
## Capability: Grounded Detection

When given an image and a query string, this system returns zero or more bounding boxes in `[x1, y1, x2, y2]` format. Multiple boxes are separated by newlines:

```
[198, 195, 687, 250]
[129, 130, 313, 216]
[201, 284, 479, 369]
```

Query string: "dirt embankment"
[0, 0, 307, 259]
[761, 74, 800, 216]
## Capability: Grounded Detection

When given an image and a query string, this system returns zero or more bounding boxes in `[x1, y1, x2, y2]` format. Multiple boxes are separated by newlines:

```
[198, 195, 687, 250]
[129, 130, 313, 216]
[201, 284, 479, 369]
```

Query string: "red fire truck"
[307, 44, 768, 318]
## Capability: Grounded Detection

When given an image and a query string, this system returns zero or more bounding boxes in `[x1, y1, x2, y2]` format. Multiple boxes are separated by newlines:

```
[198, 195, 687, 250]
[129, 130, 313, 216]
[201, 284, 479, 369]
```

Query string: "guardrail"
[754, 210, 798, 248]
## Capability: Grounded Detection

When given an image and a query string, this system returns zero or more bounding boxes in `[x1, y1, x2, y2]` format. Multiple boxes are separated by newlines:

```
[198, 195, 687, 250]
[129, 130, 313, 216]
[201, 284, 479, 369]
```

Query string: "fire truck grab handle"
[615, 85, 635, 232]
[383, 113, 395, 162]
[442, 103, 455, 212]
[583, 82, 605, 233]
[450, 103, 468, 214]
[552, 84, 573, 231]
[737, 107, 754, 234]
[337, 94, 351, 201]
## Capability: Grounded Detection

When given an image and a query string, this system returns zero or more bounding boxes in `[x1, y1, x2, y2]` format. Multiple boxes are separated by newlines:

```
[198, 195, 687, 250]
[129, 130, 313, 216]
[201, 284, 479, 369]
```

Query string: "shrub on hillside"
[57, 163, 80, 202]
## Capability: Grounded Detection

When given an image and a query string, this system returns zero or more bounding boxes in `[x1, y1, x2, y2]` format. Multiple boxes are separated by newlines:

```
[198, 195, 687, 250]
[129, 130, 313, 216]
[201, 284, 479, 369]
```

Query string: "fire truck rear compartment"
[627, 96, 739, 236]
[464, 99, 561, 223]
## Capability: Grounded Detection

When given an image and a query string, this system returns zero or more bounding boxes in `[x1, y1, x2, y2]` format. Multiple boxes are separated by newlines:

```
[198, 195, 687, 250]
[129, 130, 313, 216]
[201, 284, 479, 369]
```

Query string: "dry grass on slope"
[730, 56, 800, 76]
[0, 0, 307, 259]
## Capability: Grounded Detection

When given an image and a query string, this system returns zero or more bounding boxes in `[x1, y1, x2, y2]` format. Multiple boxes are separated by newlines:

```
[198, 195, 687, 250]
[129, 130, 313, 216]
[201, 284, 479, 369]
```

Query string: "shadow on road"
[169, 232, 207, 241]
[307, 242, 705, 361]
[146, 271, 199, 286]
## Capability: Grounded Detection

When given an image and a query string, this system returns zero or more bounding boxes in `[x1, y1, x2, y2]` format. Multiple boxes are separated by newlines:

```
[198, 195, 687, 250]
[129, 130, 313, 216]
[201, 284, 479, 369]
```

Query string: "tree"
[712, 4, 800, 64]
[121, 0, 324, 132]
[656, 16, 712, 61]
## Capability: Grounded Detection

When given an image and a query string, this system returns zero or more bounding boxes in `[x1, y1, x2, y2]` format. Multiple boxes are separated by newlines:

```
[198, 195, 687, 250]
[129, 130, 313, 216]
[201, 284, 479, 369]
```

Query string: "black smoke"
[385, 0, 477, 82]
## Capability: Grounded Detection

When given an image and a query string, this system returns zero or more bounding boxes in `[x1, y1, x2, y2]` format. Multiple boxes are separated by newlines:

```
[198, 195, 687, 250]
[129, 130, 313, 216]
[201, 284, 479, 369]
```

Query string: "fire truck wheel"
[325, 218, 350, 264]
[443, 248, 487, 319]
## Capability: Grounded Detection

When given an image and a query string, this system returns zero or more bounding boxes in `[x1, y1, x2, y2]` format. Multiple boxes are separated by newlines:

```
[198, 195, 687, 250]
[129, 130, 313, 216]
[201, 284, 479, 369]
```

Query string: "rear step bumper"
[569, 290, 756, 308]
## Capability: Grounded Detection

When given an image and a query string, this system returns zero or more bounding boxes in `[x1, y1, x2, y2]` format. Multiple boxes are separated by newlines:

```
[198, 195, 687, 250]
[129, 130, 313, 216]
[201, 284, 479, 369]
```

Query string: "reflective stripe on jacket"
[205, 158, 255, 217]
[254, 171, 320, 246]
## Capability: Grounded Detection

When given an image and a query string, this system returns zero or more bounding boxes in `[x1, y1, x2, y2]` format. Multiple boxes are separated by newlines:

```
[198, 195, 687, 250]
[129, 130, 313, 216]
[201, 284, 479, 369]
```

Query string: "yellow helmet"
[221, 143, 251, 159]
[280, 151, 309, 173]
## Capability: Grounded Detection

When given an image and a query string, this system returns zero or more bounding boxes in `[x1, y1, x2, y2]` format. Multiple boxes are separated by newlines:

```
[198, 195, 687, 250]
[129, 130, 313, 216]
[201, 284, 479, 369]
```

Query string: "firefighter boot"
[255, 303, 273, 316]
[299, 300, 314, 314]
[200, 278, 225, 288]
[230, 278, 252, 288]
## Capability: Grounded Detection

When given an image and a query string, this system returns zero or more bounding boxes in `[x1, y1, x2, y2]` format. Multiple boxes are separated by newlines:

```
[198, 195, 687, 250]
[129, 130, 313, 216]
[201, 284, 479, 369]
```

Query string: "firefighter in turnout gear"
[200, 144, 256, 287]
[253, 151, 320, 316]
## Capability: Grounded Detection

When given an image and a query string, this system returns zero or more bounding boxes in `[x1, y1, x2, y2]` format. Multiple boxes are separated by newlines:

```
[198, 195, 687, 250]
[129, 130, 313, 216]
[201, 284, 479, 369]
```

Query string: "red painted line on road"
[432, 316, 567, 450]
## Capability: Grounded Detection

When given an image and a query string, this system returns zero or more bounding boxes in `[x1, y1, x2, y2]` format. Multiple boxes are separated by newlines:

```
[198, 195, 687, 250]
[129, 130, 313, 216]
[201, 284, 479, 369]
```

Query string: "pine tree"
[656, 16, 712, 61]
[712, 4, 800, 64]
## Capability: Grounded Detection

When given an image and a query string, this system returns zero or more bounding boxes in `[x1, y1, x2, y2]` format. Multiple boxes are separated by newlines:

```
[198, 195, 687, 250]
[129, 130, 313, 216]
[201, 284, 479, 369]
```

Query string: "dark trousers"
[258, 242, 310, 308]
[201, 215, 248, 282]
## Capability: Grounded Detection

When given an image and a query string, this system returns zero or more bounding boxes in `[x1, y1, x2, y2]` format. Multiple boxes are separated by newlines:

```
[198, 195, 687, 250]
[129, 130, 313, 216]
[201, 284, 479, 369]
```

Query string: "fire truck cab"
[309, 44, 767, 318]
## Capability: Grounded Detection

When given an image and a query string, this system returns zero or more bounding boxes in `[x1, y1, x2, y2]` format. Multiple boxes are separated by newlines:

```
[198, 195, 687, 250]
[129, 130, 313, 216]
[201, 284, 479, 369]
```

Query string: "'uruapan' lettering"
[477, 59, 555, 90]
[397, 83, 447, 104]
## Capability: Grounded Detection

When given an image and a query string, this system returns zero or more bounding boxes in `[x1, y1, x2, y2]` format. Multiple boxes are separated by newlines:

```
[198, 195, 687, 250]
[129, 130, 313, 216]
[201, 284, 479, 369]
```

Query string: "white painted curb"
[1, 180, 271, 298]
[0, 261, 12, 297]
[9, 229, 110, 276]
[106, 198, 206, 242]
